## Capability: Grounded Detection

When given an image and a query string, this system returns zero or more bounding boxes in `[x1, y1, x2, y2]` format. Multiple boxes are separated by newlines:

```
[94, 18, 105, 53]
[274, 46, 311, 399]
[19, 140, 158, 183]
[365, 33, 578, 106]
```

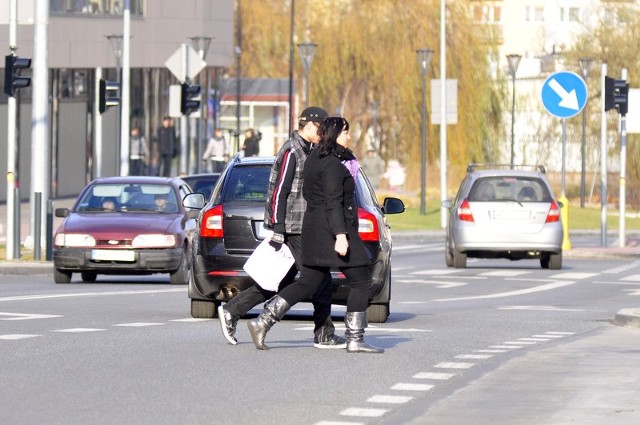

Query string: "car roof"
[230, 156, 275, 166]
[466, 164, 547, 179]
[90, 176, 185, 185]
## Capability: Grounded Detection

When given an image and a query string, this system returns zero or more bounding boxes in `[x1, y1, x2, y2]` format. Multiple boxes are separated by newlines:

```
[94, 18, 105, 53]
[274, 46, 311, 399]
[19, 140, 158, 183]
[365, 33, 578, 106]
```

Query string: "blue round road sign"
[541, 71, 588, 119]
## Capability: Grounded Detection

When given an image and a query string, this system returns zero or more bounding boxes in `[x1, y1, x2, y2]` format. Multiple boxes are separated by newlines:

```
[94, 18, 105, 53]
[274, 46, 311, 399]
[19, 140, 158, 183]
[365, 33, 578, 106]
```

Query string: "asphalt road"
[1, 238, 640, 424]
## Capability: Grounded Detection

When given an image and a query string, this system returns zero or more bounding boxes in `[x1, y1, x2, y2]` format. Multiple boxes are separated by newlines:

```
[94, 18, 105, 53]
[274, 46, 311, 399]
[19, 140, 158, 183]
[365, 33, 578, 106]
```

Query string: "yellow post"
[559, 194, 571, 250]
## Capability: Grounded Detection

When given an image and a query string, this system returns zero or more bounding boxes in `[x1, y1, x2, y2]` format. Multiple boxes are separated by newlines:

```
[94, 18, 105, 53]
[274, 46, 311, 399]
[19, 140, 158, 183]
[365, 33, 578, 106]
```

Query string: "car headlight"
[132, 234, 176, 248]
[54, 233, 96, 247]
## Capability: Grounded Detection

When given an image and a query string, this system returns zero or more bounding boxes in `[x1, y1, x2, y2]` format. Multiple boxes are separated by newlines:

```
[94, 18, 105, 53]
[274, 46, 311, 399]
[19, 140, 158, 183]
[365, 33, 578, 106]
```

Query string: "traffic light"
[180, 82, 201, 115]
[4, 54, 31, 97]
[604, 76, 629, 115]
[98, 79, 120, 114]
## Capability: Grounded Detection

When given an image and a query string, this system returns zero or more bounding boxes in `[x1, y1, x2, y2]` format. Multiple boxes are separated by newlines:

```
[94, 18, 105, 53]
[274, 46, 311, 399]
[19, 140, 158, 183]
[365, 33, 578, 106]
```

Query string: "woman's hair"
[317, 117, 349, 157]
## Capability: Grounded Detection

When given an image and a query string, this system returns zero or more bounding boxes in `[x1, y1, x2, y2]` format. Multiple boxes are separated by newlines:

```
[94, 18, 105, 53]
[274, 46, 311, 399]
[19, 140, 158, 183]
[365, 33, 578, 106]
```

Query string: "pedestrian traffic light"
[99, 79, 120, 114]
[4, 54, 31, 97]
[604, 76, 629, 115]
[180, 82, 201, 115]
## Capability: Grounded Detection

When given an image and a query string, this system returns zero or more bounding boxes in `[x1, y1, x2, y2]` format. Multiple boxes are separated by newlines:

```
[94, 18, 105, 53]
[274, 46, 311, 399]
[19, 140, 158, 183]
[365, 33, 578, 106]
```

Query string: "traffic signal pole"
[5, 0, 19, 259]
[619, 68, 628, 248]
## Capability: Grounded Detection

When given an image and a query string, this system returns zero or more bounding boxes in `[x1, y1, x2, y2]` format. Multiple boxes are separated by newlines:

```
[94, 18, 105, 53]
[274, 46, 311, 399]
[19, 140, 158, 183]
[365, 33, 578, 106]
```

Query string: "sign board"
[165, 44, 206, 82]
[626, 88, 640, 134]
[431, 79, 458, 124]
[541, 71, 588, 119]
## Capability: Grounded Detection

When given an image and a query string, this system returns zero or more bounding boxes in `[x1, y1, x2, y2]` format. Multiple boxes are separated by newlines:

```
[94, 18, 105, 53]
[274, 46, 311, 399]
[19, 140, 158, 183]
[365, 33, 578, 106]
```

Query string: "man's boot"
[313, 315, 347, 349]
[247, 295, 290, 350]
[344, 311, 384, 354]
[217, 305, 238, 345]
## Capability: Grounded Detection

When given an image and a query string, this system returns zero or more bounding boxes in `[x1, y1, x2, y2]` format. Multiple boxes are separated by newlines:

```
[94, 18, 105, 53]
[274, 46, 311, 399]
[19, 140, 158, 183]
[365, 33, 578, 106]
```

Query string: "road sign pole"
[600, 63, 608, 247]
[619, 68, 627, 248]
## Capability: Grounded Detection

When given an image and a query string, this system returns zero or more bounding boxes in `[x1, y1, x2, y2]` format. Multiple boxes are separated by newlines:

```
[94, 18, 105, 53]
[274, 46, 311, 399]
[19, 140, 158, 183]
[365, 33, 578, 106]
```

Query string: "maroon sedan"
[53, 176, 197, 284]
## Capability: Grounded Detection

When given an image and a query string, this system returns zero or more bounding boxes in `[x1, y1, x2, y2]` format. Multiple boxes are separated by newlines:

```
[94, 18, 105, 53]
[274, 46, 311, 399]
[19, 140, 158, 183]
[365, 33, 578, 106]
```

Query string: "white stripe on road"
[0, 312, 63, 320]
[434, 280, 576, 302]
[391, 383, 434, 391]
[340, 408, 388, 417]
[490, 345, 522, 349]
[367, 395, 413, 404]
[52, 328, 106, 333]
[455, 354, 493, 360]
[170, 318, 212, 322]
[413, 372, 455, 380]
[549, 272, 598, 280]
[481, 270, 530, 277]
[434, 362, 474, 369]
[498, 305, 585, 312]
[113, 322, 165, 327]
[0, 288, 186, 302]
[0, 334, 41, 340]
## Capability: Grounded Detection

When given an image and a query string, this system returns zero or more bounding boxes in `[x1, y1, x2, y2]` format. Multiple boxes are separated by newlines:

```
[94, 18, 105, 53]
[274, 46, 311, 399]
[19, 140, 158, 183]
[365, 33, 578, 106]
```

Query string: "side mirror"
[55, 208, 69, 218]
[441, 199, 453, 209]
[382, 197, 405, 214]
[183, 193, 205, 210]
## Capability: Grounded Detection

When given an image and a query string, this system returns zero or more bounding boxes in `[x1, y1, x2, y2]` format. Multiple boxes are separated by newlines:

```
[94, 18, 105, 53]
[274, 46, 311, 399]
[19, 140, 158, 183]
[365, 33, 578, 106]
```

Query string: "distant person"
[361, 148, 385, 190]
[129, 127, 149, 175]
[383, 159, 406, 192]
[102, 197, 117, 211]
[242, 129, 260, 157]
[157, 116, 177, 176]
[203, 128, 229, 173]
[154, 193, 171, 212]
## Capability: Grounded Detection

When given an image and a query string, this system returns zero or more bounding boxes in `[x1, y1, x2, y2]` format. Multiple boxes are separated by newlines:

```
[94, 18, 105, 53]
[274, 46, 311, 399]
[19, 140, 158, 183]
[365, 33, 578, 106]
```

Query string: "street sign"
[165, 44, 206, 82]
[431, 79, 458, 124]
[627, 88, 640, 134]
[541, 71, 588, 119]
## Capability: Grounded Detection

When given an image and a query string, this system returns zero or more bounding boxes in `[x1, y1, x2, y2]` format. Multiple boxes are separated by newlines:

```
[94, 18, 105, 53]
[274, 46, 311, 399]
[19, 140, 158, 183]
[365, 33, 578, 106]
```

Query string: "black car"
[182, 155, 405, 323]
[180, 172, 222, 200]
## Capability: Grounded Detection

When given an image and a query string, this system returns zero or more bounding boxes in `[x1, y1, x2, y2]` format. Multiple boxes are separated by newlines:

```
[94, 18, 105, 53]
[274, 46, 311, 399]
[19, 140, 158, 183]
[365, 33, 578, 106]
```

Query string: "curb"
[0, 261, 52, 275]
[614, 308, 640, 329]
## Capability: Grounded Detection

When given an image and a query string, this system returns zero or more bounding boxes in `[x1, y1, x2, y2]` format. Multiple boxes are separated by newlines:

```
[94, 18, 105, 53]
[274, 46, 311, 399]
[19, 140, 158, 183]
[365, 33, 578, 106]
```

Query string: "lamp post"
[506, 54, 521, 169]
[189, 36, 212, 173]
[297, 42, 317, 109]
[417, 48, 434, 216]
[578, 57, 593, 208]
[106, 33, 123, 170]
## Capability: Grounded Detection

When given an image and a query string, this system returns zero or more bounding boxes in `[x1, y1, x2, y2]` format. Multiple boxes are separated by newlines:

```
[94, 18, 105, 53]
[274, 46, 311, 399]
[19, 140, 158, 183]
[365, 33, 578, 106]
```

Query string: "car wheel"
[191, 299, 217, 318]
[445, 241, 454, 267]
[170, 245, 191, 285]
[540, 253, 550, 269]
[54, 268, 72, 284]
[453, 250, 467, 268]
[549, 251, 562, 270]
[81, 271, 97, 282]
[366, 303, 389, 323]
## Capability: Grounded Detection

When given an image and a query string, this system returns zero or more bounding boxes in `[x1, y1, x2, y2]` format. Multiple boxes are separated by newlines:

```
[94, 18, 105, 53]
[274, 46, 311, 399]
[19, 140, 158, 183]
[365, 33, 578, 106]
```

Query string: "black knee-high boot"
[247, 295, 290, 350]
[344, 311, 384, 354]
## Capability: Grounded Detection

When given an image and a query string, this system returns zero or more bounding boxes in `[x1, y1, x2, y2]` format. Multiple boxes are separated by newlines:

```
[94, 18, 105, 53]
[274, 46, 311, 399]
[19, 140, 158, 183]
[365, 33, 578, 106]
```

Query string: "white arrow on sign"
[548, 79, 579, 110]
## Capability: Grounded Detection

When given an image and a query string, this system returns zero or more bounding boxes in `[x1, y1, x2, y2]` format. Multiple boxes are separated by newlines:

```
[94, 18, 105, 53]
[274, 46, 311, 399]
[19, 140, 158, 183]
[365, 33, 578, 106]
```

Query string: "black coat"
[301, 146, 372, 268]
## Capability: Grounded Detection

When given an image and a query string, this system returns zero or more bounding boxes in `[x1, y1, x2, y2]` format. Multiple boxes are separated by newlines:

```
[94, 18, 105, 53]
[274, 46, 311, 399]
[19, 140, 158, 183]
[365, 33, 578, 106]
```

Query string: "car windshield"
[221, 166, 271, 202]
[468, 177, 552, 203]
[76, 183, 179, 213]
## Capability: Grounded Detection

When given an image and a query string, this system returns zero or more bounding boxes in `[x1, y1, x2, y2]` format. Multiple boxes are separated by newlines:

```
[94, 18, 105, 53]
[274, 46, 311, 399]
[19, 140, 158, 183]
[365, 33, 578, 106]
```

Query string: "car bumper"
[53, 247, 183, 272]
[453, 223, 563, 253]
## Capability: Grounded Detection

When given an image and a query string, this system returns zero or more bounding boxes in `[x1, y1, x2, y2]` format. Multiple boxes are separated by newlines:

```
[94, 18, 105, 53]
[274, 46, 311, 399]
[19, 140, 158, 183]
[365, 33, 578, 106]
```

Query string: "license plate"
[491, 210, 531, 220]
[255, 223, 273, 240]
[91, 249, 135, 262]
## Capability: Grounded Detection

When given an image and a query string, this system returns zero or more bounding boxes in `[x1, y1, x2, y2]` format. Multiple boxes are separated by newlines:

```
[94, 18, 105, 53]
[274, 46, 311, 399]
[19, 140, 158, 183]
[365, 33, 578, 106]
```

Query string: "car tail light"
[545, 200, 561, 223]
[201, 204, 223, 238]
[358, 208, 380, 242]
[458, 199, 474, 222]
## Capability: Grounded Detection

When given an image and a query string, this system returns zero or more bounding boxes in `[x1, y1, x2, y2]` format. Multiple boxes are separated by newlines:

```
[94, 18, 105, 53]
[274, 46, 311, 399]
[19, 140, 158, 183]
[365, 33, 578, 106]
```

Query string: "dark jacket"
[157, 125, 177, 157]
[301, 146, 372, 268]
[263, 131, 309, 235]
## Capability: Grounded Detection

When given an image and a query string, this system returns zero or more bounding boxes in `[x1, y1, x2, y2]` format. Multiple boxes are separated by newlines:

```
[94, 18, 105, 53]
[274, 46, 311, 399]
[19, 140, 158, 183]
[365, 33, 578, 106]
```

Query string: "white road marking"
[0, 334, 41, 340]
[490, 345, 522, 349]
[455, 354, 493, 360]
[0, 312, 63, 320]
[545, 331, 575, 335]
[52, 328, 106, 333]
[481, 270, 530, 277]
[549, 272, 598, 280]
[434, 362, 474, 369]
[398, 279, 468, 288]
[340, 408, 388, 417]
[434, 280, 576, 301]
[532, 334, 564, 338]
[315, 422, 364, 425]
[602, 261, 640, 274]
[113, 322, 165, 327]
[475, 349, 508, 353]
[367, 395, 413, 404]
[498, 305, 584, 312]
[594, 280, 640, 285]
[621, 274, 640, 282]
[412, 269, 462, 275]
[391, 383, 434, 391]
[170, 318, 212, 322]
[503, 341, 537, 345]
[518, 337, 550, 342]
[0, 288, 186, 302]
[295, 325, 430, 333]
[413, 372, 455, 380]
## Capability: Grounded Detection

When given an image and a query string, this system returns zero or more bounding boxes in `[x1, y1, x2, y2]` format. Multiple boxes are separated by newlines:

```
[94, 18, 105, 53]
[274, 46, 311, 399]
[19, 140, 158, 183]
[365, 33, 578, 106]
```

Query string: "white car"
[442, 164, 563, 269]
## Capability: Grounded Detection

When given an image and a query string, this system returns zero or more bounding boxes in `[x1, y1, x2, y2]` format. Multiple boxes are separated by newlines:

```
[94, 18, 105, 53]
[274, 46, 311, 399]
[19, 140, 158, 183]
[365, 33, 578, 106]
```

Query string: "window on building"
[526, 6, 544, 22]
[50, 0, 143, 17]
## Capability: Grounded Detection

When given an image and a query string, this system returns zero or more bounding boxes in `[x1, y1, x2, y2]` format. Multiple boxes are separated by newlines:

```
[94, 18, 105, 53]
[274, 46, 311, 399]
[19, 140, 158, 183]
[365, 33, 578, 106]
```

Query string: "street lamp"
[190, 36, 212, 173]
[297, 42, 317, 109]
[506, 53, 521, 169]
[578, 57, 593, 208]
[417, 48, 434, 216]
[106, 33, 123, 170]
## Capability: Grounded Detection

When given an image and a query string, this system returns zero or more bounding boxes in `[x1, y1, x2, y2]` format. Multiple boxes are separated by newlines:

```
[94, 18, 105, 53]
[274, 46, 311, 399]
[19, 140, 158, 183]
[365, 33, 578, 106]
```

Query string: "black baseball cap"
[299, 106, 328, 124]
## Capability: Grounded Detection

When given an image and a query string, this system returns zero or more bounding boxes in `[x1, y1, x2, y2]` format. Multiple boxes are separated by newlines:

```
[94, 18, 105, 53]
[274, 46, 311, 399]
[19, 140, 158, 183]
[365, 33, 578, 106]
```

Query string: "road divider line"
[0, 288, 186, 302]
[434, 280, 576, 301]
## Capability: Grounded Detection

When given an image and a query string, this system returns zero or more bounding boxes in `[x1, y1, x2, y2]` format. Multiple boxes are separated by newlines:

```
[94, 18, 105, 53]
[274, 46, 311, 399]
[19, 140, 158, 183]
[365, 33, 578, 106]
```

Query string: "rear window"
[468, 177, 552, 202]
[221, 165, 271, 202]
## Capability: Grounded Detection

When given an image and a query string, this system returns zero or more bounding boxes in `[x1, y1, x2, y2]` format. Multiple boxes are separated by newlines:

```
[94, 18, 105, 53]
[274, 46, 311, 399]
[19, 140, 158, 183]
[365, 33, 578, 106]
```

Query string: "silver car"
[442, 164, 563, 269]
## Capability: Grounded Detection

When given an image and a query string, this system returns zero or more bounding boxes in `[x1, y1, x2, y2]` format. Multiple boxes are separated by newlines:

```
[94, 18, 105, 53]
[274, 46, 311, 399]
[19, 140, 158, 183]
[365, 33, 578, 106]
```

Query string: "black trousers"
[224, 234, 333, 330]
[159, 155, 172, 177]
[279, 263, 371, 313]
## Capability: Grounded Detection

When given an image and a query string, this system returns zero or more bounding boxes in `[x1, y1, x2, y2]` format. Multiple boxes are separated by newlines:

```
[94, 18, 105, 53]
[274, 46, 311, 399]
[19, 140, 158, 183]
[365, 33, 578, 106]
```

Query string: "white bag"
[243, 237, 295, 291]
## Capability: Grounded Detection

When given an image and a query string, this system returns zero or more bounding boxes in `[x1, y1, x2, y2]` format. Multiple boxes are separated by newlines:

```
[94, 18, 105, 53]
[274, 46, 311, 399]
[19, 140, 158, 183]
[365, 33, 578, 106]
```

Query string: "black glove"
[269, 232, 285, 251]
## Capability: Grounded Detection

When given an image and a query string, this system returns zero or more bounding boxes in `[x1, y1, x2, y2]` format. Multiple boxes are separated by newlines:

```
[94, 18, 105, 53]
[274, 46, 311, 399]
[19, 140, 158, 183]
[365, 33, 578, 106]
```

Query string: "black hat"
[299, 106, 328, 124]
